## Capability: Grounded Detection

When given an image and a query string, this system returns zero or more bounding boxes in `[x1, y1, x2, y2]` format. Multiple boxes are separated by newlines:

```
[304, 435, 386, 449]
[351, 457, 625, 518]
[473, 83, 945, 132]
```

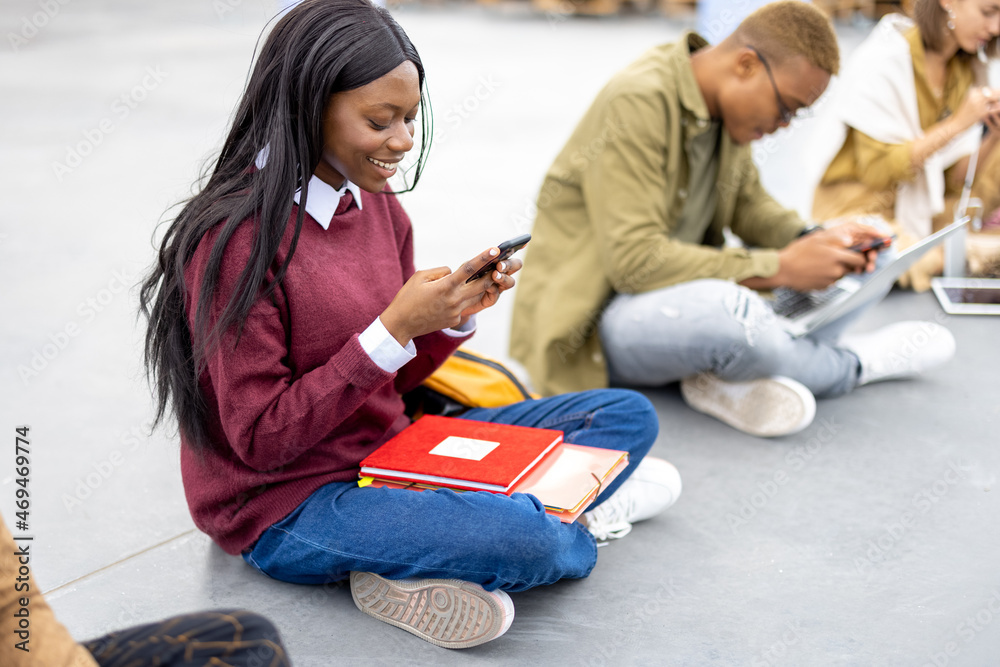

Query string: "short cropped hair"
[732, 1, 840, 75]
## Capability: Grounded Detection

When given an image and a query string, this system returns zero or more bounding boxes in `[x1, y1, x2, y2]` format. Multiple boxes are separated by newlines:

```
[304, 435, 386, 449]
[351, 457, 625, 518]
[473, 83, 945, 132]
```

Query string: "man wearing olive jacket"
[511, 1, 955, 437]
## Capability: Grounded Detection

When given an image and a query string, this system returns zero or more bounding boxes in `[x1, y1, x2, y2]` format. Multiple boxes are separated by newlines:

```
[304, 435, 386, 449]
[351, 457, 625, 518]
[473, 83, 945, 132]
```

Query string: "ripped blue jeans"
[599, 278, 880, 398]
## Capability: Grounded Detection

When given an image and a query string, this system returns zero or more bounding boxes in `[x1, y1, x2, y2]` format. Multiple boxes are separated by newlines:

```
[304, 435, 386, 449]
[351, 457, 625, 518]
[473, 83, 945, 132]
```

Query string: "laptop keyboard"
[771, 285, 849, 319]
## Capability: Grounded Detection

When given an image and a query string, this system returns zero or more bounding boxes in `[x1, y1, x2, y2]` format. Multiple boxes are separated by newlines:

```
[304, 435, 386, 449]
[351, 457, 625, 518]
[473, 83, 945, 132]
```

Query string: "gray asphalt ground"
[2, 1, 999, 665]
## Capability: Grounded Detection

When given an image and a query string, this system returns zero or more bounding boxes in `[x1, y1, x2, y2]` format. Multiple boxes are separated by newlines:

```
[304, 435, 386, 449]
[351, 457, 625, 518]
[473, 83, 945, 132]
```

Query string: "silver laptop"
[771, 217, 970, 337]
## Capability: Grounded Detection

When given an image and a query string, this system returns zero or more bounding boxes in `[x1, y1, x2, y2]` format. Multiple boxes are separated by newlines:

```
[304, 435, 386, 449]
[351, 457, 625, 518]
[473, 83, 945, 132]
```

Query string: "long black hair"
[139, 0, 431, 450]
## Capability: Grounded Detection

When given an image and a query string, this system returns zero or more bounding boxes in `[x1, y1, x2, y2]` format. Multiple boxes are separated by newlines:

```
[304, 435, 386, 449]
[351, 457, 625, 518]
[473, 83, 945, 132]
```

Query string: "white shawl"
[808, 14, 982, 238]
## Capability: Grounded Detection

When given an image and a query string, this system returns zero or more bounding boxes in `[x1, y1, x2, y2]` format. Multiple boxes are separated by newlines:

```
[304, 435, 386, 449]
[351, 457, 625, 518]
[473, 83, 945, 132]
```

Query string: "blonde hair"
[732, 1, 840, 75]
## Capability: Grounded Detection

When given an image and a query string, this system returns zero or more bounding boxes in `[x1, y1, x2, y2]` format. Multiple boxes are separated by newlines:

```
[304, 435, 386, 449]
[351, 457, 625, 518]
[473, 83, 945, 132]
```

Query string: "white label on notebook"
[429, 436, 499, 461]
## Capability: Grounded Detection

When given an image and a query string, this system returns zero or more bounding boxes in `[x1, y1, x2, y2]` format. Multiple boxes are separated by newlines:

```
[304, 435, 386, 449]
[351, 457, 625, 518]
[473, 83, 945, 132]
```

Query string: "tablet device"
[931, 277, 1000, 315]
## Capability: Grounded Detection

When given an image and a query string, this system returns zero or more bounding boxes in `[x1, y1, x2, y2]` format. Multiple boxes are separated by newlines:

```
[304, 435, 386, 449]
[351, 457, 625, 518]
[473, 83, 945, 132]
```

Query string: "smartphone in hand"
[849, 236, 894, 253]
[466, 233, 531, 283]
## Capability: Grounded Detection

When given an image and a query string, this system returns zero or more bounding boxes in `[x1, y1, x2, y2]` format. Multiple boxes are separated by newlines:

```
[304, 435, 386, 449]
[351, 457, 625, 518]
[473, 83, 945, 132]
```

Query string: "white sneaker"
[680, 373, 816, 437]
[582, 456, 682, 542]
[841, 321, 956, 386]
[350, 571, 514, 649]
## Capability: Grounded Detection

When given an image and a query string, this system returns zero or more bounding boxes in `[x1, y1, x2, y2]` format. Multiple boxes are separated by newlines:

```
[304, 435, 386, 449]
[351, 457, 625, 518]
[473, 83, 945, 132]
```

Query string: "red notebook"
[360, 416, 563, 493]
[360, 443, 629, 524]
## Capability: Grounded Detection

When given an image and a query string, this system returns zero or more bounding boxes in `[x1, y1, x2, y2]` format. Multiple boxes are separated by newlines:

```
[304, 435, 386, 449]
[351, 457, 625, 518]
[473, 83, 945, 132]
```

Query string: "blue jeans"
[599, 263, 892, 398]
[242, 389, 658, 592]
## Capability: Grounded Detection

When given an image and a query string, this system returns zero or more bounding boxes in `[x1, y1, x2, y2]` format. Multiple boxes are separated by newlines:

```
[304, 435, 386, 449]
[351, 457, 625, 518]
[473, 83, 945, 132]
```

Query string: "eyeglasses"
[746, 45, 796, 125]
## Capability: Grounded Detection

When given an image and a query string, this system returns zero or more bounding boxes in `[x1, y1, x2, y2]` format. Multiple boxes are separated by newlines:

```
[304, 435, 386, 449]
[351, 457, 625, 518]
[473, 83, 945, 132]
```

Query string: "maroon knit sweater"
[181, 191, 465, 555]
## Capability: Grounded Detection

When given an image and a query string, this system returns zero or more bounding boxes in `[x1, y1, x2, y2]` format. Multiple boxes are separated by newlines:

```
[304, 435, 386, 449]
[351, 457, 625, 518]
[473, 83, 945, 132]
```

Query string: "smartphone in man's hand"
[848, 236, 894, 253]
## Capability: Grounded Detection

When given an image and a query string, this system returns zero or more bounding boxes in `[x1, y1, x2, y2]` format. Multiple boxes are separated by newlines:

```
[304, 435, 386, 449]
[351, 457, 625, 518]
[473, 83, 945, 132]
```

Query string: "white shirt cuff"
[442, 314, 477, 337]
[359, 317, 416, 373]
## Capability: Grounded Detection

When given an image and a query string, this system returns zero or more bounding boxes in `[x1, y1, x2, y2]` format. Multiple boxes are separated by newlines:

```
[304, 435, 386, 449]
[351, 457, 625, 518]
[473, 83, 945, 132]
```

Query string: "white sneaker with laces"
[840, 320, 956, 386]
[350, 571, 514, 649]
[581, 456, 681, 543]
[680, 373, 816, 437]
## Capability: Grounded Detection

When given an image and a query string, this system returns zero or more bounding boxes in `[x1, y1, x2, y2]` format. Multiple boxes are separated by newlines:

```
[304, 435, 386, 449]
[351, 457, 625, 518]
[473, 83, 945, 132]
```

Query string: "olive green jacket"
[510, 33, 806, 396]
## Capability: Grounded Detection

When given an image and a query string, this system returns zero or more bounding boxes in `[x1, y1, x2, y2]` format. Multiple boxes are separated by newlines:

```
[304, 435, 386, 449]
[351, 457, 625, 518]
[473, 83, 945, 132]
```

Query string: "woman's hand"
[985, 106, 1000, 136]
[458, 253, 522, 323]
[914, 88, 999, 169]
[954, 86, 999, 132]
[379, 247, 523, 346]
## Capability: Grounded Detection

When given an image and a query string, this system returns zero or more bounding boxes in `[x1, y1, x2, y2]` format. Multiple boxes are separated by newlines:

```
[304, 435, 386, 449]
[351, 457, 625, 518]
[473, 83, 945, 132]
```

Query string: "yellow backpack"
[404, 348, 539, 417]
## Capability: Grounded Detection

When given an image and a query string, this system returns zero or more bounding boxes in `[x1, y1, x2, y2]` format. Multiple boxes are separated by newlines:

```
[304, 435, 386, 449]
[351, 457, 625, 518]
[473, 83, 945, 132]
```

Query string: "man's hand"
[741, 223, 886, 292]
[821, 219, 891, 273]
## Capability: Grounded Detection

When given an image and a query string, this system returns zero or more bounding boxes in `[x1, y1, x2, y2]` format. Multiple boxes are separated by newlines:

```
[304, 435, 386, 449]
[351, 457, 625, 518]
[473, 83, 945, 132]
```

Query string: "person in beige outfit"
[813, 0, 1000, 291]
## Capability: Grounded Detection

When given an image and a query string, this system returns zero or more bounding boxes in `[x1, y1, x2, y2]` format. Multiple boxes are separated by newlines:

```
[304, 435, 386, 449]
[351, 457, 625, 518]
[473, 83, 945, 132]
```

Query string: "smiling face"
[316, 60, 421, 192]
[948, 0, 1000, 54]
[718, 49, 830, 146]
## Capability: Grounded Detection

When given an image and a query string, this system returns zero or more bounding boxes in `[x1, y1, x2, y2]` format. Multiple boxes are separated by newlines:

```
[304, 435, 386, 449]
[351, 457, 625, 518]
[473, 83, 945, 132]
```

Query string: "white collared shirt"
[294, 173, 364, 230]
[295, 174, 474, 373]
